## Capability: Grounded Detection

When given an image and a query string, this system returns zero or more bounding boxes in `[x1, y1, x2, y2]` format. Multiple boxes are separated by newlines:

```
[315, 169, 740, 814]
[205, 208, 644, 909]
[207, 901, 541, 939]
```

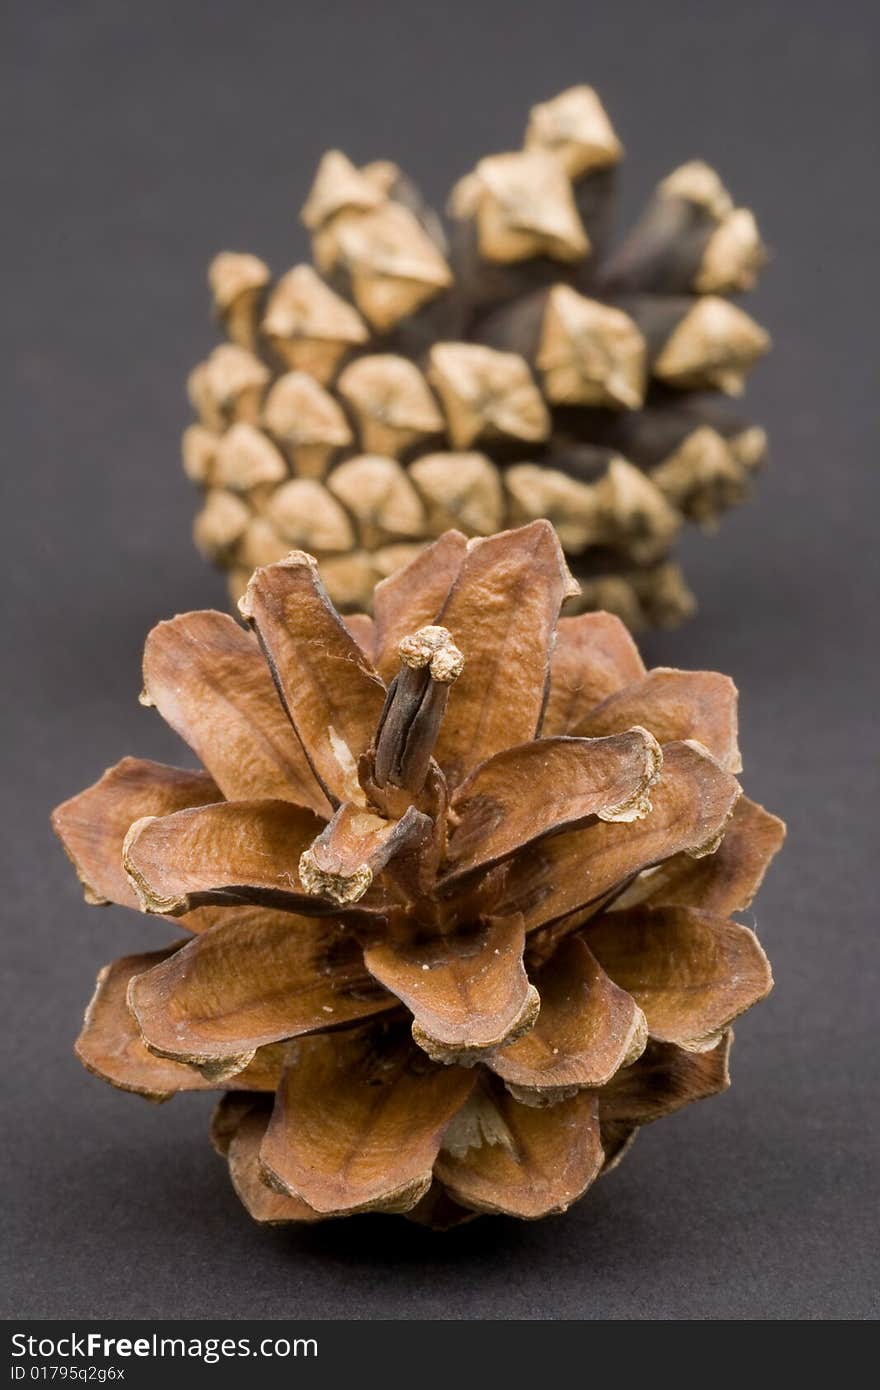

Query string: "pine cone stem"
[373, 627, 465, 792]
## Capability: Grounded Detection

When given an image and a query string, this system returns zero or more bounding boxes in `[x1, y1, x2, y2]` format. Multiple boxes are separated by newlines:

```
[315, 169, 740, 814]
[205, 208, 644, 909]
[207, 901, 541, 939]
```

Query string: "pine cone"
[184, 84, 770, 631]
[53, 523, 783, 1224]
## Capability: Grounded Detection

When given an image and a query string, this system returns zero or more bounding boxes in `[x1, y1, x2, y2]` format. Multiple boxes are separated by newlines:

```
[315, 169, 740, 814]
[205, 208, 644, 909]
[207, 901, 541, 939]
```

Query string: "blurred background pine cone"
[184, 84, 770, 628]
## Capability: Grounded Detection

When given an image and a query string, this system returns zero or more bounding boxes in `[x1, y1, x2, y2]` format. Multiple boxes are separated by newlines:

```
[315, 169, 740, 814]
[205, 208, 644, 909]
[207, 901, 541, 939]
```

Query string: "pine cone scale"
[432, 522, 579, 787]
[571, 666, 741, 771]
[51, 758, 221, 911]
[141, 610, 331, 814]
[543, 610, 646, 733]
[127, 910, 398, 1077]
[77, 947, 290, 1103]
[435, 1080, 603, 1219]
[121, 798, 330, 916]
[599, 1031, 732, 1128]
[490, 935, 647, 1096]
[498, 738, 742, 934]
[363, 913, 538, 1063]
[260, 1022, 476, 1217]
[77, 948, 223, 1102]
[239, 551, 387, 804]
[445, 728, 663, 879]
[584, 905, 772, 1050]
[614, 794, 785, 917]
[222, 1101, 323, 1225]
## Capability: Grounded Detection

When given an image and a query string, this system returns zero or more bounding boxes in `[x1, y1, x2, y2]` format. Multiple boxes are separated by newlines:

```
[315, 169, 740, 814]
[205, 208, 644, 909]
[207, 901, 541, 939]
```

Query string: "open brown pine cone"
[185, 84, 770, 630]
[53, 523, 783, 1226]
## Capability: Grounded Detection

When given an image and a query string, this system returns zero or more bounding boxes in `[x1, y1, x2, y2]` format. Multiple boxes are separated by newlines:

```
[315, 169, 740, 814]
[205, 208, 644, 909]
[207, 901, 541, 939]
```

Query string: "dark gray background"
[3, 0, 877, 1320]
